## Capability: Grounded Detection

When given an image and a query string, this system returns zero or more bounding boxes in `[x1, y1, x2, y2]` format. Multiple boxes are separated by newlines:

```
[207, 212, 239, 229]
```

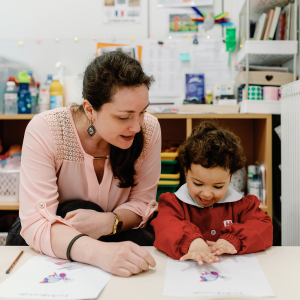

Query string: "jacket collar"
[175, 183, 242, 208]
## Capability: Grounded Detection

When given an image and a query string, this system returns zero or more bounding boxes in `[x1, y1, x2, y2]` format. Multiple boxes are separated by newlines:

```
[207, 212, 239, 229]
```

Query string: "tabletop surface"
[0, 246, 299, 300]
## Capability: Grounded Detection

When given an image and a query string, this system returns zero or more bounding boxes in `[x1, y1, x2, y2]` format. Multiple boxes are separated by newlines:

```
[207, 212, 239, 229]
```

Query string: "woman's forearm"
[51, 223, 100, 263]
[113, 209, 142, 231]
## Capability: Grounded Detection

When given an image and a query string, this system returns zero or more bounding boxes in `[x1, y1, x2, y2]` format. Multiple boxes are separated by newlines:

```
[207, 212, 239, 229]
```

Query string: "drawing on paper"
[169, 14, 198, 33]
[200, 271, 226, 282]
[40, 272, 70, 283]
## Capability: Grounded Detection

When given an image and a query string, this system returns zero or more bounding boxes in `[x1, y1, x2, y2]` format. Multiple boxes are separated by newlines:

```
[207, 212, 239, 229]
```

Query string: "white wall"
[0, 0, 239, 104]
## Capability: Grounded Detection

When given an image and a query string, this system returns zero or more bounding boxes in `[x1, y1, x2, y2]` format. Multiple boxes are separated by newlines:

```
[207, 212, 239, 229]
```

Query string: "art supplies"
[263, 86, 279, 100]
[5, 251, 23, 274]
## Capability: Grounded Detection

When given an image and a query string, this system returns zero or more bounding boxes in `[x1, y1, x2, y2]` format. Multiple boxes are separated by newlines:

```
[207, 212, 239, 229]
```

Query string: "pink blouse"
[19, 107, 161, 258]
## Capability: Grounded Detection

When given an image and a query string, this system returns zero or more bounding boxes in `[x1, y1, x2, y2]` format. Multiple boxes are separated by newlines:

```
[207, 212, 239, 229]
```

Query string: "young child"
[151, 121, 273, 265]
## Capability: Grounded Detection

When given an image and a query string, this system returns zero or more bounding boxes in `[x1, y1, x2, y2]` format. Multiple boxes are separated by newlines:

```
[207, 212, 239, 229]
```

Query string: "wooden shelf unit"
[0, 113, 273, 219]
[153, 113, 273, 219]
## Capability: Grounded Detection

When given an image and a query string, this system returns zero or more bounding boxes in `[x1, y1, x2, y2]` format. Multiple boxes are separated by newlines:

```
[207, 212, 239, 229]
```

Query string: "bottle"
[27, 70, 37, 114]
[17, 71, 31, 114]
[4, 81, 19, 114]
[50, 76, 63, 109]
[38, 75, 52, 113]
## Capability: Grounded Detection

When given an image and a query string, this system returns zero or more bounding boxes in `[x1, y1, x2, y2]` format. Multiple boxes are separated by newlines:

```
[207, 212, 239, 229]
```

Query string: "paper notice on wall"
[190, 39, 232, 93]
[0, 255, 112, 299]
[164, 254, 275, 297]
[103, 0, 140, 24]
[158, 0, 213, 7]
[142, 40, 183, 97]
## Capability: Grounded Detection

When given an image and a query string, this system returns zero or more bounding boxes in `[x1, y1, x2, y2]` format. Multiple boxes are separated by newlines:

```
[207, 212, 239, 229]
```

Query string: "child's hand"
[207, 239, 237, 255]
[180, 238, 220, 265]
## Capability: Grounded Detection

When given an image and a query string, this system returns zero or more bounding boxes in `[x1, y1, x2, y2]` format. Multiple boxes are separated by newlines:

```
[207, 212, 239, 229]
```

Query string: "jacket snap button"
[211, 230, 216, 235]
[39, 203, 45, 209]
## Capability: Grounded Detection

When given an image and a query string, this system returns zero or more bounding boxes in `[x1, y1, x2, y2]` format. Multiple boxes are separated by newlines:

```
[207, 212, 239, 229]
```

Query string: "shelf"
[0, 202, 19, 210]
[152, 113, 272, 119]
[0, 114, 34, 120]
[237, 40, 298, 66]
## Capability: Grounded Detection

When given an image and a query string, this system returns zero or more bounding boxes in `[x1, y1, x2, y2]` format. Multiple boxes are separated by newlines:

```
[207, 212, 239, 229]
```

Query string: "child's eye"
[119, 118, 129, 121]
[193, 182, 203, 187]
[214, 186, 223, 189]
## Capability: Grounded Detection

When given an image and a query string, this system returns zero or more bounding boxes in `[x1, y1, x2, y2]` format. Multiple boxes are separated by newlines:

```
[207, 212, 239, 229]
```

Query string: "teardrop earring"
[87, 119, 96, 137]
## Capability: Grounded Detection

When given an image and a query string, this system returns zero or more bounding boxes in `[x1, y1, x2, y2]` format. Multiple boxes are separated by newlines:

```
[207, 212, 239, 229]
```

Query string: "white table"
[0, 246, 299, 300]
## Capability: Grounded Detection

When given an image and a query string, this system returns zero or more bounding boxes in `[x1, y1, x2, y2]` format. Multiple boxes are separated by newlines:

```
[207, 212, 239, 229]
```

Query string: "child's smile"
[186, 164, 231, 207]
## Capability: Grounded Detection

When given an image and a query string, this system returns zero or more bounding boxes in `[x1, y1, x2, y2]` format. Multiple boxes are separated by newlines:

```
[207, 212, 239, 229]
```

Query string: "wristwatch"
[111, 212, 123, 234]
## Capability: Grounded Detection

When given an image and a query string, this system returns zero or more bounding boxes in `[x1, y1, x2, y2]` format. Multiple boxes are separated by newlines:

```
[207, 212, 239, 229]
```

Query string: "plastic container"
[160, 172, 180, 181]
[17, 71, 31, 114]
[156, 180, 180, 202]
[160, 150, 179, 161]
[38, 74, 52, 113]
[4, 81, 18, 114]
[27, 70, 37, 114]
[161, 160, 179, 174]
[0, 169, 20, 202]
[50, 76, 63, 109]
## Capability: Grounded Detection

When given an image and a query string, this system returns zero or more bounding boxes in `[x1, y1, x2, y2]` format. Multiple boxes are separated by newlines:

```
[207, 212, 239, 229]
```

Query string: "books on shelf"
[268, 7, 281, 40]
[254, 13, 267, 40]
[263, 9, 274, 40]
[251, 3, 295, 41]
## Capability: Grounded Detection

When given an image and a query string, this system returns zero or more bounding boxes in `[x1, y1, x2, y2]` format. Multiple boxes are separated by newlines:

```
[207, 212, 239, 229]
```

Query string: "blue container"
[18, 83, 31, 114]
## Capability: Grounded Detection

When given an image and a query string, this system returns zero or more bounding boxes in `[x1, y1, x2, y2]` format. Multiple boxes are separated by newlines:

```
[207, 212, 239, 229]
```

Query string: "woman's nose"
[130, 118, 142, 133]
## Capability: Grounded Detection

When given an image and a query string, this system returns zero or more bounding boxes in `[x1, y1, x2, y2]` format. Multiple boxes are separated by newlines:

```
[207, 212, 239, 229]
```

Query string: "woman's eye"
[214, 186, 223, 189]
[140, 110, 146, 115]
[193, 182, 203, 187]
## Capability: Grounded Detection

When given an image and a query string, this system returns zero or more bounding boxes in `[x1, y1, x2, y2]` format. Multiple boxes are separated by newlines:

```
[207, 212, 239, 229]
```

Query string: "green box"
[156, 181, 181, 202]
[161, 160, 179, 174]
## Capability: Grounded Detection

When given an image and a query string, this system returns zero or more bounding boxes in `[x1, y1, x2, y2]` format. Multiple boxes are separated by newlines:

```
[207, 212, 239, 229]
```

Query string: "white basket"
[0, 170, 20, 202]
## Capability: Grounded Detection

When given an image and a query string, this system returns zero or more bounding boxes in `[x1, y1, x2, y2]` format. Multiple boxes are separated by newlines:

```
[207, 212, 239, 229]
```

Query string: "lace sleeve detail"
[139, 113, 158, 160]
[42, 108, 84, 162]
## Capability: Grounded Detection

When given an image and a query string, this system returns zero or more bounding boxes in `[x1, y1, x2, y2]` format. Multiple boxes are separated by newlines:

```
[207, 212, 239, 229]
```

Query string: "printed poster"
[103, 0, 141, 24]
[158, 0, 213, 7]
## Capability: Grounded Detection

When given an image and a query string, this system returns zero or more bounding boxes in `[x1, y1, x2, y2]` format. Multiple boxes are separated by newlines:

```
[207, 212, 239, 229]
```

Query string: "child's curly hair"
[178, 121, 246, 174]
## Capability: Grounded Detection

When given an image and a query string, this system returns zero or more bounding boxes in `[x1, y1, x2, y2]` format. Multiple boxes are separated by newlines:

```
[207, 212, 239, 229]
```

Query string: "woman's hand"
[95, 241, 156, 277]
[64, 209, 114, 239]
[207, 239, 237, 255]
[180, 238, 220, 265]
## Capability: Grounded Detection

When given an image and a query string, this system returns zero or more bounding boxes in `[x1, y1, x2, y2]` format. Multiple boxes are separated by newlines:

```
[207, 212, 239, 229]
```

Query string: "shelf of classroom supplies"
[0, 114, 34, 120]
[239, 100, 281, 114]
[237, 40, 298, 66]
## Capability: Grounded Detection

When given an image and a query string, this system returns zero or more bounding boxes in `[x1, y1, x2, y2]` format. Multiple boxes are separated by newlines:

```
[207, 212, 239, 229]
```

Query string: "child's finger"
[180, 252, 194, 262]
[206, 240, 216, 246]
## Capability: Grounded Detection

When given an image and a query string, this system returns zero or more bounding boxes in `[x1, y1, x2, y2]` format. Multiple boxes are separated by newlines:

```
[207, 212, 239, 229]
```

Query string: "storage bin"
[161, 160, 179, 174]
[160, 172, 180, 181]
[160, 150, 178, 161]
[156, 180, 180, 202]
[235, 71, 293, 87]
[0, 170, 20, 202]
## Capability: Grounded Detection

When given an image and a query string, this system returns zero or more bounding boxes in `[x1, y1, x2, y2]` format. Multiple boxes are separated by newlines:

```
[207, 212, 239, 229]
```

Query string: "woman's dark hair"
[178, 120, 246, 174]
[80, 51, 154, 188]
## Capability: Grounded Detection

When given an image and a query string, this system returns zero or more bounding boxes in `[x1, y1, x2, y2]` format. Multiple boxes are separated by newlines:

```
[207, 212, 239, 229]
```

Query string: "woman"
[7, 51, 161, 277]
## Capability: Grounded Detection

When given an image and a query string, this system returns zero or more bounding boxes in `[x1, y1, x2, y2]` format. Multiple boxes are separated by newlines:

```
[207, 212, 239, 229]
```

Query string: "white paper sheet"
[190, 39, 232, 93]
[163, 254, 275, 297]
[0, 255, 112, 300]
[103, 0, 140, 24]
[142, 40, 183, 97]
[158, 0, 213, 7]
